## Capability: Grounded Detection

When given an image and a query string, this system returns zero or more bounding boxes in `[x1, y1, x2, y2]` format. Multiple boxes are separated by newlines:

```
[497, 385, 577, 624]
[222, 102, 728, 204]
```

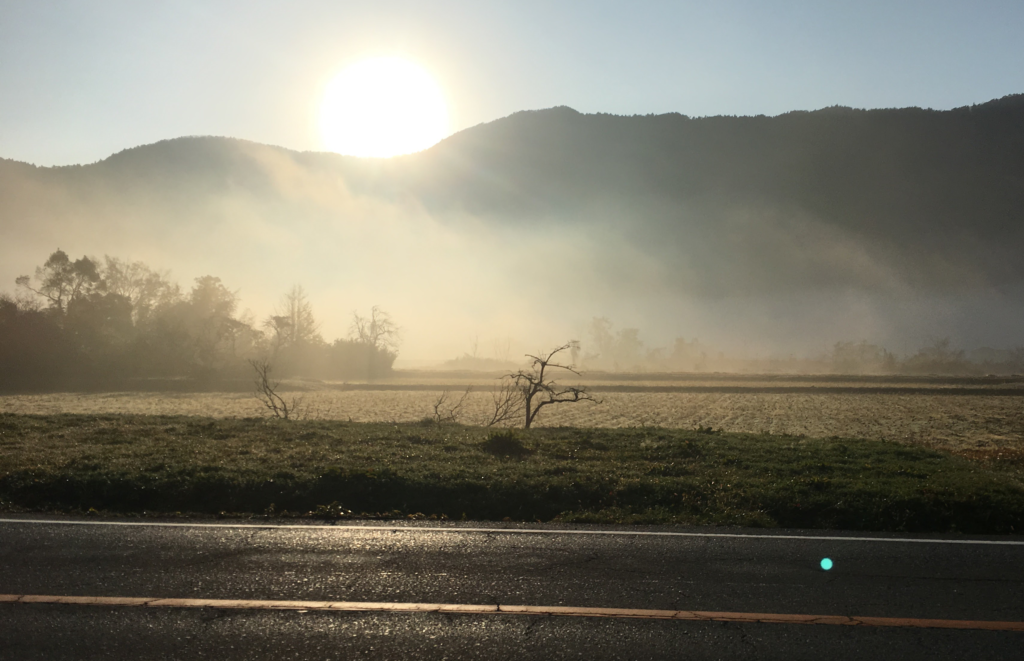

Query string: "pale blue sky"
[2, 0, 1022, 165]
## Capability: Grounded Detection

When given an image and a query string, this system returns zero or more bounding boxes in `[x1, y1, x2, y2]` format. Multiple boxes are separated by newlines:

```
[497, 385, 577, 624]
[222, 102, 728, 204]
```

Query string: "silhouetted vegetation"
[3, 413, 1023, 533]
[0, 249, 397, 390]
[249, 359, 306, 420]
[486, 344, 598, 429]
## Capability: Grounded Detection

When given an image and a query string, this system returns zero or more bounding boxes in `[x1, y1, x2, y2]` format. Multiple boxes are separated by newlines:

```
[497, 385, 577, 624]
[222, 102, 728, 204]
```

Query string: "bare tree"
[102, 256, 181, 323]
[431, 387, 472, 424]
[486, 343, 599, 429]
[350, 306, 400, 354]
[249, 358, 304, 420]
[265, 284, 321, 352]
[350, 306, 400, 381]
[484, 375, 525, 427]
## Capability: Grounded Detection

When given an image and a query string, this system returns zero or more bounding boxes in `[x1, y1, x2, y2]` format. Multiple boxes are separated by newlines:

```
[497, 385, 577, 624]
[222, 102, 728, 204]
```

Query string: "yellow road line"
[2, 594, 1022, 631]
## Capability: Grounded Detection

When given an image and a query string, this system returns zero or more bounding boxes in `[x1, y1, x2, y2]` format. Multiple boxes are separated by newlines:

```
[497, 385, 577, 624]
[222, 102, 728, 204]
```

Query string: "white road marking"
[1, 517, 1022, 545]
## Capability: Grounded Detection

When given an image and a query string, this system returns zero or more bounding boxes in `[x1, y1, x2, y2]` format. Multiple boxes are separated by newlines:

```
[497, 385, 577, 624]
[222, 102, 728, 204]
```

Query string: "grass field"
[3, 373, 1022, 531]
[2, 386, 1021, 452]
[2, 413, 1023, 533]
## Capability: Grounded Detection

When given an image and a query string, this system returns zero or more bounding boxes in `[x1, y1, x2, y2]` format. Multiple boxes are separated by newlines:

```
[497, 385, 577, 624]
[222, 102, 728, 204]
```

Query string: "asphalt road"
[1, 517, 1022, 659]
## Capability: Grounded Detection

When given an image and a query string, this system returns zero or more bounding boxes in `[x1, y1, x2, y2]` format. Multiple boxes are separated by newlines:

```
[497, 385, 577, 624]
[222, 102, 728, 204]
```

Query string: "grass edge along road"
[1, 413, 1022, 534]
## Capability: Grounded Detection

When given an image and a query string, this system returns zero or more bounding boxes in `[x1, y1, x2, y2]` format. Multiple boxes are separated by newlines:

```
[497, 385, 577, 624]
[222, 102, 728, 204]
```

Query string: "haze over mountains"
[2, 94, 1023, 362]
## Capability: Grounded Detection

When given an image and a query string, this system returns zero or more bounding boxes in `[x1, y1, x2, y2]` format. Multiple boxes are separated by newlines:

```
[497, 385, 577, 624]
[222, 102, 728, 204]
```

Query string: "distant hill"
[399, 96, 1024, 294]
[5, 95, 1023, 296]
[2, 95, 1023, 355]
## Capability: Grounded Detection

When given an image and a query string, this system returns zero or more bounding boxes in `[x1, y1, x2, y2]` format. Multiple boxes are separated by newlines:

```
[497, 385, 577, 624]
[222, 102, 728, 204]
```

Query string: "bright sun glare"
[320, 57, 448, 158]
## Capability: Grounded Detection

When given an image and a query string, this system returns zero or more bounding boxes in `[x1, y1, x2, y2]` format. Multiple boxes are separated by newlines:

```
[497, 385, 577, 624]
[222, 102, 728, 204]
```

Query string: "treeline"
[0, 249, 396, 390]
[830, 339, 1024, 376]
[577, 319, 1024, 375]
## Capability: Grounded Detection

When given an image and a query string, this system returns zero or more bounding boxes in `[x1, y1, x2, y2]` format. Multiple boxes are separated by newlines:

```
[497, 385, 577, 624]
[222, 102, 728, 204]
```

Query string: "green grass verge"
[1, 413, 1022, 533]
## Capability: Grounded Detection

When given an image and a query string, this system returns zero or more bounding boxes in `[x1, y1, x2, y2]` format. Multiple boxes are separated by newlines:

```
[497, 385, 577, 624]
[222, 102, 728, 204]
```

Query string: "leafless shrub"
[485, 343, 600, 428]
[249, 358, 305, 420]
[485, 375, 525, 427]
[431, 387, 471, 424]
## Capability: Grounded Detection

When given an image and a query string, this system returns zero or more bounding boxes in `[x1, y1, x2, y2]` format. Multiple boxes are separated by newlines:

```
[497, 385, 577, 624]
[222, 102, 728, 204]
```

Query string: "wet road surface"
[1, 517, 1021, 659]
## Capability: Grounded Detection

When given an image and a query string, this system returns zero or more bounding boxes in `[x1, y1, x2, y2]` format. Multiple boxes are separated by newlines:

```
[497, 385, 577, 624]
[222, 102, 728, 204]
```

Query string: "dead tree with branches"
[486, 343, 599, 428]
[485, 376, 524, 427]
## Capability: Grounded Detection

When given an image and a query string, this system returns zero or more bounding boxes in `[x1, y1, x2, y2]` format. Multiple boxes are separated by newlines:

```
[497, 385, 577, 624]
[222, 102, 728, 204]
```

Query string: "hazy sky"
[2, 0, 1023, 166]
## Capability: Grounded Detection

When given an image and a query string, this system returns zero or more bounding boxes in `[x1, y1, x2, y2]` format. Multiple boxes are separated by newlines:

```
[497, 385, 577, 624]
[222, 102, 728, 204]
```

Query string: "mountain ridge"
[3, 94, 1023, 302]
[8, 91, 1024, 169]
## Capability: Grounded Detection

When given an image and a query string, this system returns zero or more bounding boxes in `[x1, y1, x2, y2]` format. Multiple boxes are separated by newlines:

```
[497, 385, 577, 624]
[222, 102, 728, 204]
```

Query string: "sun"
[319, 57, 449, 158]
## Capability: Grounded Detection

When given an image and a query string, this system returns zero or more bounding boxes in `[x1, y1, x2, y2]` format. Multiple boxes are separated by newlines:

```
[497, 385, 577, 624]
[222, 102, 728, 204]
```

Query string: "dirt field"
[2, 382, 1021, 452]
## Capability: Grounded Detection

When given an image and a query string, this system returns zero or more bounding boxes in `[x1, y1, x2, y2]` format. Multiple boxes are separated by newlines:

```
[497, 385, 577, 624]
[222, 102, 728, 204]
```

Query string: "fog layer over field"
[3, 96, 1024, 364]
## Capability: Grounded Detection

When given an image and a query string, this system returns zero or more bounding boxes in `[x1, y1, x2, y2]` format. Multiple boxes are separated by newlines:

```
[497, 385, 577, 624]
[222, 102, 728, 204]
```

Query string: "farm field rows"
[386, 371, 1024, 390]
[2, 387, 1022, 452]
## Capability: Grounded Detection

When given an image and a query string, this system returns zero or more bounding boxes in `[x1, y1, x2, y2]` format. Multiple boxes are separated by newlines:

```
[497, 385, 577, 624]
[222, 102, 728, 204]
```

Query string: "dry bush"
[486, 343, 599, 428]
[249, 358, 333, 421]
[431, 387, 471, 424]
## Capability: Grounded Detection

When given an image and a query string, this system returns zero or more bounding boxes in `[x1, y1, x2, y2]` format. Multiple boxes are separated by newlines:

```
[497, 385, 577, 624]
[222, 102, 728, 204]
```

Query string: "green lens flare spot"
[820, 557, 833, 570]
